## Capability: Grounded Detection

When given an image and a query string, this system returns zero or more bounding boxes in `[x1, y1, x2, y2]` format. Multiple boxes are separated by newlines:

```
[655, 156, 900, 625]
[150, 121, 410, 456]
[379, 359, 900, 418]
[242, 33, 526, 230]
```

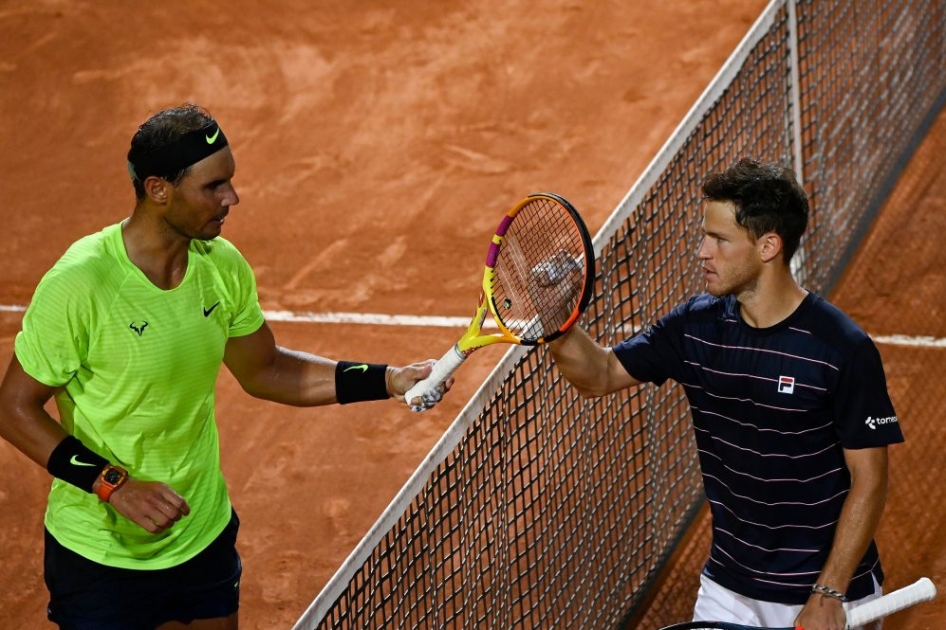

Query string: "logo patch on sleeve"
[777, 375, 795, 394]
[865, 415, 898, 429]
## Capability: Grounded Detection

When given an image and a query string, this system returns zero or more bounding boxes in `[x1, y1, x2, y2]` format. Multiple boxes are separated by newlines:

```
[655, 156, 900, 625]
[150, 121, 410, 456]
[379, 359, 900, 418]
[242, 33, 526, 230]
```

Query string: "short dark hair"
[701, 157, 809, 263]
[127, 103, 217, 199]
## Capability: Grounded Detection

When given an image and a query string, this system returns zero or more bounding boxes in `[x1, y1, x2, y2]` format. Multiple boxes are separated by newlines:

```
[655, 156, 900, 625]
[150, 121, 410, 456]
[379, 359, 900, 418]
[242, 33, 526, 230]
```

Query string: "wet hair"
[701, 157, 809, 263]
[126, 103, 225, 199]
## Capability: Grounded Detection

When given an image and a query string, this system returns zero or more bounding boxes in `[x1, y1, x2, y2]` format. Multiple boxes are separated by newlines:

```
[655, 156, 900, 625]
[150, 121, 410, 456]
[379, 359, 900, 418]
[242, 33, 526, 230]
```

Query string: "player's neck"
[121, 214, 190, 290]
[737, 269, 807, 329]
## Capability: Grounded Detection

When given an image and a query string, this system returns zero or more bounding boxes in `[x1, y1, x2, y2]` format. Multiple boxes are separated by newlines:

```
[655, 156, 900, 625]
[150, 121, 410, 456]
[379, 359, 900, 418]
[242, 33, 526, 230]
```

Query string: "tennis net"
[293, 1, 946, 627]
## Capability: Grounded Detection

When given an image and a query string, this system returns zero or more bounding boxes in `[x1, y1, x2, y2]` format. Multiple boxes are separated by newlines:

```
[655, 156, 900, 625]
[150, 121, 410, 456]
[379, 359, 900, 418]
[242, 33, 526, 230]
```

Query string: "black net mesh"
[294, 1, 946, 628]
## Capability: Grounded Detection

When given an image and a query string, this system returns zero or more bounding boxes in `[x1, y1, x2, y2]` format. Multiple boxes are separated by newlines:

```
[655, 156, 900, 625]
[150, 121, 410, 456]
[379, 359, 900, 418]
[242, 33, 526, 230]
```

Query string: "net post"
[787, 0, 808, 286]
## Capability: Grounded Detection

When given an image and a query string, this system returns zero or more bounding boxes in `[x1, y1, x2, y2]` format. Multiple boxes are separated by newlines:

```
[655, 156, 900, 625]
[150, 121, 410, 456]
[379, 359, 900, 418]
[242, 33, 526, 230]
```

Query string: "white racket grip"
[405, 345, 467, 412]
[846, 577, 937, 627]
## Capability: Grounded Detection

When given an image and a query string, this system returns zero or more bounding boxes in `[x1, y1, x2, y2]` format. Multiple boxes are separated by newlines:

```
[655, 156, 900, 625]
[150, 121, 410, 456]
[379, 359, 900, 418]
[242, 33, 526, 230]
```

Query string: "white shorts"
[693, 573, 883, 629]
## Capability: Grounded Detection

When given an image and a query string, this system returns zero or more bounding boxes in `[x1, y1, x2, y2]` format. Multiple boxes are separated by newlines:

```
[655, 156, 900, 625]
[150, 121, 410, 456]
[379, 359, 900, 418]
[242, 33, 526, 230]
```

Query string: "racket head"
[483, 192, 595, 344]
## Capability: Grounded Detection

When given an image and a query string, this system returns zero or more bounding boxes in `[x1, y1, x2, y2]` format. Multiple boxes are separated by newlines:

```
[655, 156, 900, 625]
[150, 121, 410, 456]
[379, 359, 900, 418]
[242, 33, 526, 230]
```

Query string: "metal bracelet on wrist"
[811, 583, 847, 602]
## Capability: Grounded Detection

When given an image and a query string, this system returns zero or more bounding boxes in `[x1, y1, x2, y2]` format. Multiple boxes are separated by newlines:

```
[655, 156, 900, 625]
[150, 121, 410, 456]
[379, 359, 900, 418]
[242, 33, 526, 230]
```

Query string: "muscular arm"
[223, 321, 437, 405]
[795, 446, 890, 630]
[0, 355, 190, 534]
[547, 327, 641, 397]
[0, 355, 69, 467]
[223, 322, 338, 405]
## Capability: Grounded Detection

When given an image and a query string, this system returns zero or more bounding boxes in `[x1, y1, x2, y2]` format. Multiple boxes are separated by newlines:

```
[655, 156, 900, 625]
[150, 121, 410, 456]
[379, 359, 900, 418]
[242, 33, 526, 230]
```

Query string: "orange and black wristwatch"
[96, 465, 129, 503]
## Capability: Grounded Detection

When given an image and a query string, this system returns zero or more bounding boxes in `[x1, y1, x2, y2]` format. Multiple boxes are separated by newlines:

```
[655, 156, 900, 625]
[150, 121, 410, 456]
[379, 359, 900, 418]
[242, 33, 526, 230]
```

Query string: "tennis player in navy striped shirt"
[546, 158, 903, 630]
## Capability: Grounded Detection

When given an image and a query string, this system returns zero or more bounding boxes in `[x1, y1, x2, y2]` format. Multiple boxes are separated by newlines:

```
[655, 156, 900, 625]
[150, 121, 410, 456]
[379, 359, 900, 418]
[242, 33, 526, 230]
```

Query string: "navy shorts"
[44, 509, 242, 630]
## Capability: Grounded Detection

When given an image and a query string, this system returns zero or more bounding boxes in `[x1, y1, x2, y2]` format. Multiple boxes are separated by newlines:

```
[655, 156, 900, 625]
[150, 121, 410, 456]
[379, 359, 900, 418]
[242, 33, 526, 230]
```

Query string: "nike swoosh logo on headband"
[206, 128, 221, 144]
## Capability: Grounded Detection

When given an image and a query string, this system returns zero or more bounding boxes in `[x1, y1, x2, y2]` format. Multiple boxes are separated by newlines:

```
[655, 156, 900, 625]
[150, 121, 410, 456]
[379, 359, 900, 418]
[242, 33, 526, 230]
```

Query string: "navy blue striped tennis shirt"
[613, 292, 904, 605]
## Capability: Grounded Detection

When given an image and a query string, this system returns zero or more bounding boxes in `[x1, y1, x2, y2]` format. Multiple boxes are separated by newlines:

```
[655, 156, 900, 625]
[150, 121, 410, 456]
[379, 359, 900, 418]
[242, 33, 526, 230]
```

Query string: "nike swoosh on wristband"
[343, 364, 369, 373]
[70, 455, 97, 467]
[206, 128, 221, 144]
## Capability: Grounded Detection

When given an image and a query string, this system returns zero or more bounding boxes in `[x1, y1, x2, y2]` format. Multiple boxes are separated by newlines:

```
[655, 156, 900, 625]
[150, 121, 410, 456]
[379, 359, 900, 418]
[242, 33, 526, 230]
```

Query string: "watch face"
[104, 468, 124, 485]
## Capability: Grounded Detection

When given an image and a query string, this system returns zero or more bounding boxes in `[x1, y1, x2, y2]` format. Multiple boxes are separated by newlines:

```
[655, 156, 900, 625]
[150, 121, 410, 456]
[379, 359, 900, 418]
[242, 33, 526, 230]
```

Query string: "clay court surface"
[1, 1, 943, 628]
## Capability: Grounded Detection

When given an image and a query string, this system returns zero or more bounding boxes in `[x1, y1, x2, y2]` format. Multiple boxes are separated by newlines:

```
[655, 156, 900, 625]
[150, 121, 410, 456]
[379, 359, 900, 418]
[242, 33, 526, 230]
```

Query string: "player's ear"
[758, 231, 783, 263]
[143, 176, 170, 204]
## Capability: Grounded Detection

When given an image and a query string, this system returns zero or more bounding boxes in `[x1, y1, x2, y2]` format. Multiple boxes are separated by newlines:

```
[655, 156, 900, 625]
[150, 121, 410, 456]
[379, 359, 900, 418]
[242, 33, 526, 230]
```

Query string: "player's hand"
[389, 360, 454, 411]
[529, 249, 584, 328]
[794, 592, 849, 630]
[106, 478, 191, 534]
[531, 249, 582, 287]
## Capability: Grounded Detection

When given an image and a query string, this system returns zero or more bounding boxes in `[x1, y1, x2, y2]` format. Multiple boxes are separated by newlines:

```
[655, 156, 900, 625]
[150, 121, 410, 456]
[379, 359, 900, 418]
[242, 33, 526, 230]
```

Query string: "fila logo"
[129, 321, 149, 337]
[866, 415, 898, 430]
[777, 375, 795, 394]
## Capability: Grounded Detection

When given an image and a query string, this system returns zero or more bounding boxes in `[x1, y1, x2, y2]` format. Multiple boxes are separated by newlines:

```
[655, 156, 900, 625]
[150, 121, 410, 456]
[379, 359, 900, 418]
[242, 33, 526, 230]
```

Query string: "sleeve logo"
[865, 415, 898, 429]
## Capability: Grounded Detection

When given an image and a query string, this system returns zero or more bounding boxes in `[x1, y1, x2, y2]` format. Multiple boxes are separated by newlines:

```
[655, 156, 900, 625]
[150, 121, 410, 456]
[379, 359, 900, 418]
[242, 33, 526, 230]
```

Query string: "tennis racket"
[406, 192, 595, 412]
[656, 577, 937, 630]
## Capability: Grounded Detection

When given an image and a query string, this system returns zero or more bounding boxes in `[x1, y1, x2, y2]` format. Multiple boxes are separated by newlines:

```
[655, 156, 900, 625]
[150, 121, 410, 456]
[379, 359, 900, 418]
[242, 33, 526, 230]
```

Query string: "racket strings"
[491, 197, 588, 341]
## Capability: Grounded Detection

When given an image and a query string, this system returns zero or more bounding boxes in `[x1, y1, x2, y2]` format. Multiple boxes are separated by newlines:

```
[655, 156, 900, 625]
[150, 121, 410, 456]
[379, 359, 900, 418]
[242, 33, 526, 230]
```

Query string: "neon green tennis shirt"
[15, 222, 265, 569]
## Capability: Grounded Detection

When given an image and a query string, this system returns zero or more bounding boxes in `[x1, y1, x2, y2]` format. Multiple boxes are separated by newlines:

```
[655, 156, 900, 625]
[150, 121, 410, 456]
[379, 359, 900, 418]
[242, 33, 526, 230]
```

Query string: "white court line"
[263, 309, 487, 328]
[0, 303, 484, 329]
[1, 304, 943, 344]
[871, 334, 946, 348]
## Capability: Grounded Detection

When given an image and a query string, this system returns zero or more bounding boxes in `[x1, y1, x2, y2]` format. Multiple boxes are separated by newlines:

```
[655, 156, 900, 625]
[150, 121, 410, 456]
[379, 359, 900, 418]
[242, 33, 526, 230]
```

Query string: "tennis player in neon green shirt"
[0, 103, 447, 630]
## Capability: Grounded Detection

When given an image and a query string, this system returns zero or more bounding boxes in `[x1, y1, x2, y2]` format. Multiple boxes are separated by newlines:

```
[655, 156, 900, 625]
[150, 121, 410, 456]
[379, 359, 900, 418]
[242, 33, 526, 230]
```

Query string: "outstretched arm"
[546, 327, 641, 398]
[223, 321, 441, 406]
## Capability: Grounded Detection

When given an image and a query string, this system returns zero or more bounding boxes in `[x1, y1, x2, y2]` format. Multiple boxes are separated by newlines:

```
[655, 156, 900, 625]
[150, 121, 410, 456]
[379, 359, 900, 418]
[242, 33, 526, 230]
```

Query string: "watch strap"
[96, 465, 129, 503]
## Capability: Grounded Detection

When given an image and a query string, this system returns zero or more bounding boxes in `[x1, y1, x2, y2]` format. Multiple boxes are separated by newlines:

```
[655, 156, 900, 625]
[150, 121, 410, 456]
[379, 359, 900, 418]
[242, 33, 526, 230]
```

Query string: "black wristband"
[335, 361, 390, 404]
[46, 436, 109, 493]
